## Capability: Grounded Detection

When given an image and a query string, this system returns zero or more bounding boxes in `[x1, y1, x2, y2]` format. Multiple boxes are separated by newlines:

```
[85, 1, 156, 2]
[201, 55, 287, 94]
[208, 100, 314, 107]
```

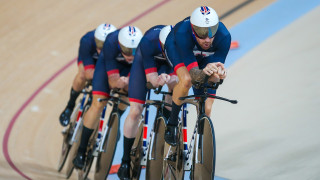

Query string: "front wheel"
[94, 112, 120, 180]
[162, 124, 184, 180]
[146, 117, 166, 179]
[191, 117, 216, 180]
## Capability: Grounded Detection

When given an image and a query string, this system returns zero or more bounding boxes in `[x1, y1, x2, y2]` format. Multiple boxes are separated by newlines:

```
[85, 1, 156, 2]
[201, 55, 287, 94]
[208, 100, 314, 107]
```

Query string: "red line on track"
[2, 0, 171, 179]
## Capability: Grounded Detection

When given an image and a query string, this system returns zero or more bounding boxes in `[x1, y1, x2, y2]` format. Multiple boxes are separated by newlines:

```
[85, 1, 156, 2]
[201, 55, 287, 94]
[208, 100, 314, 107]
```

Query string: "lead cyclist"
[164, 6, 231, 146]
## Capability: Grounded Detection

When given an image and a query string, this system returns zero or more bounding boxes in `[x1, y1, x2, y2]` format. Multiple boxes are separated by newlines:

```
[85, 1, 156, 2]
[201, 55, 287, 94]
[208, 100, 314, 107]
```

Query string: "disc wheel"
[191, 117, 216, 180]
[94, 113, 120, 180]
[146, 117, 166, 179]
[130, 119, 144, 180]
[162, 124, 184, 180]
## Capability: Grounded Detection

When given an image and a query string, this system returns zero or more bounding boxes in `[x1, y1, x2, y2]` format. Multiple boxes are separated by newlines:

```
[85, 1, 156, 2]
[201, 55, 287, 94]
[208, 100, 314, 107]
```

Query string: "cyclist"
[117, 25, 177, 179]
[164, 6, 231, 146]
[59, 23, 117, 127]
[72, 26, 143, 169]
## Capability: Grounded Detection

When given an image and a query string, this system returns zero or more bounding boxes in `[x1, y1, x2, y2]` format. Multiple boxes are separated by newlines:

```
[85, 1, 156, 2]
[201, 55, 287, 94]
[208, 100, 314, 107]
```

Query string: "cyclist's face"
[122, 53, 134, 63]
[195, 36, 214, 50]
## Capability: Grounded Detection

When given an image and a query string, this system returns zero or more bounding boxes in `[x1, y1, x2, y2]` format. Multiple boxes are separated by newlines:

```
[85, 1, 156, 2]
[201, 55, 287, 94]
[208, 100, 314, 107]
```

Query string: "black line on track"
[220, 0, 255, 20]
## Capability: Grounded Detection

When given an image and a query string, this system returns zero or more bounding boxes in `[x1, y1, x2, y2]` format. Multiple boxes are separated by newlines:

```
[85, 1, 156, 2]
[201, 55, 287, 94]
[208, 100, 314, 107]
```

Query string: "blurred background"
[1, 0, 319, 179]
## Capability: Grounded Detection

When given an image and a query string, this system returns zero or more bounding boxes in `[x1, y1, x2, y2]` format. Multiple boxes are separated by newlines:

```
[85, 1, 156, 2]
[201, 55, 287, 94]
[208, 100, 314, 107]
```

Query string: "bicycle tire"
[94, 112, 120, 180]
[162, 123, 184, 180]
[130, 119, 144, 180]
[191, 117, 216, 180]
[145, 117, 166, 180]
[57, 104, 81, 172]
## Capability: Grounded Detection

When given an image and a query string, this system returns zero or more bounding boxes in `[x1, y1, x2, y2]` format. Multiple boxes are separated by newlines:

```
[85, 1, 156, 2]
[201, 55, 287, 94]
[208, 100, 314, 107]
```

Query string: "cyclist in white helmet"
[117, 25, 178, 179]
[73, 26, 143, 169]
[164, 6, 231, 146]
[59, 23, 116, 127]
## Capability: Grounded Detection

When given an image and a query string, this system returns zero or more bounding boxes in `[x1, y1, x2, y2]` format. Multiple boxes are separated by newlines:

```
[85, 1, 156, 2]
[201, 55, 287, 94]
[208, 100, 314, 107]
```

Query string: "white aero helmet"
[190, 6, 219, 39]
[159, 25, 173, 50]
[94, 23, 117, 49]
[118, 26, 143, 56]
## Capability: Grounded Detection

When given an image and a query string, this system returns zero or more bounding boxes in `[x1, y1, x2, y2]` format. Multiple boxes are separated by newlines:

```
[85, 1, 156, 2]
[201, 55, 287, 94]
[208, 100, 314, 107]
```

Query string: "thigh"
[128, 55, 147, 104]
[92, 59, 110, 97]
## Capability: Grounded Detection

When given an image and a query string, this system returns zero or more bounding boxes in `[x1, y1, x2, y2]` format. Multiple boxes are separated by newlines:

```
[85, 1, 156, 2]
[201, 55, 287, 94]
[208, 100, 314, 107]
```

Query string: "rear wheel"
[94, 112, 120, 180]
[57, 104, 81, 172]
[191, 117, 216, 180]
[146, 117, 166, 179]
[130, 119, 144, 180]
[162, 124, 184, 180]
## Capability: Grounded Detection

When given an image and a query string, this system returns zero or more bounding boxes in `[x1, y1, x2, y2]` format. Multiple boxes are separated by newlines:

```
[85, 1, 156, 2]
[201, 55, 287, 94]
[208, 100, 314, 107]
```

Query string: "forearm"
[189, 67, 207, 84]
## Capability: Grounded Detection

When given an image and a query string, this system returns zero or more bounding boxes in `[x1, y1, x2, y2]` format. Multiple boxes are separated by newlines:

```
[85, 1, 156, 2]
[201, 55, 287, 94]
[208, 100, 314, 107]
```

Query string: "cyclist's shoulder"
[80, 30, 95, 42]
[173, 17, 192, 34]
[215, 22, 231, 40]
[105, 30, 120, 45]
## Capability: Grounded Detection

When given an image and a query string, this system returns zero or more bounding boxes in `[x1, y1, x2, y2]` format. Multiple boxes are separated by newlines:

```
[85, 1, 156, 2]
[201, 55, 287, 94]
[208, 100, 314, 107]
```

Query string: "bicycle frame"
[141, 89, 171, 166]
[70, 92, 88, 144]
[141, 89, 151, 166]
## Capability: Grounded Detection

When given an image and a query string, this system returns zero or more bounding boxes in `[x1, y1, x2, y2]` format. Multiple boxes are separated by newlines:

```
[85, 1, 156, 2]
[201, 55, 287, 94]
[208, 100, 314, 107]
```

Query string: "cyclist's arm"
[103, 39, 128, 89]
[207, 34, 231, 80]
[175, 32, 207, 84]
[78, 36, 96, 80]
[140, 38, 166, 88]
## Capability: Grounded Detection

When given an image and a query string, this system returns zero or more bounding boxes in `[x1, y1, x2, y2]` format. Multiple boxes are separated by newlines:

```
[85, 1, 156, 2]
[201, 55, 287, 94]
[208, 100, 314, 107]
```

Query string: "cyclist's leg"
[59, 62, 86, 126]
[118, 54, 146, 179]
[160, 65, 178, 118]
[73, 59, 108, 169]
[165, 66, 192, 146]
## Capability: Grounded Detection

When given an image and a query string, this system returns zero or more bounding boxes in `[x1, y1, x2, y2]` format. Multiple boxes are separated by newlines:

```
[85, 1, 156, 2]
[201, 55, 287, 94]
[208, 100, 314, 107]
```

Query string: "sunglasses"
[119, 43, 136, 56]
[191, 24, 218, 39]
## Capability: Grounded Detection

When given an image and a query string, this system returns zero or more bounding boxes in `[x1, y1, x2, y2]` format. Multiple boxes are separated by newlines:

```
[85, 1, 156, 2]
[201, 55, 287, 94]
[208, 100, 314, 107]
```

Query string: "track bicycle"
[77, 89, 129, 180]
[162, 79, 237, 180]
[57, 83, 92, 178]
[129, 87, 172, 180]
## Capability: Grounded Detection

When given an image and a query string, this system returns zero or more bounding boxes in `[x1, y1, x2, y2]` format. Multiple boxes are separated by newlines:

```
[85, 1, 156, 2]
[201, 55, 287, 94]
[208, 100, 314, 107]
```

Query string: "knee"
[180, 73, 192, 89]
[128, 105, 143, 120]
[91, 100, 105, 112]
[78, 71, 86, 82]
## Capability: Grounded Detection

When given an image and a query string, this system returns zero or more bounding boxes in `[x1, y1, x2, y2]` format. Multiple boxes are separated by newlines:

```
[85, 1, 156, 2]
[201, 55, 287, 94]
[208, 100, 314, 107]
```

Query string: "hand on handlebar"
[216, 63, 227, 79]
[203, 62, 227, 83]
[158, 73, 170, 86]
[117, 76, 129, 89]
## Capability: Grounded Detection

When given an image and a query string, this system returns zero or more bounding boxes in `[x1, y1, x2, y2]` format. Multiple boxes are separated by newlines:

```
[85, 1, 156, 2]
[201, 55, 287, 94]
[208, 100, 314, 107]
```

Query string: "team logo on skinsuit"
[200, 6, 210, 15]
[128, 26, 136, 36]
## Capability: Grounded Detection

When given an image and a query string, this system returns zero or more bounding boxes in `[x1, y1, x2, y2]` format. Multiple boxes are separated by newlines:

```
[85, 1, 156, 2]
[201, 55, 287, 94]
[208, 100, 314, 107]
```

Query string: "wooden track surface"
[1, 0, 295, 179]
